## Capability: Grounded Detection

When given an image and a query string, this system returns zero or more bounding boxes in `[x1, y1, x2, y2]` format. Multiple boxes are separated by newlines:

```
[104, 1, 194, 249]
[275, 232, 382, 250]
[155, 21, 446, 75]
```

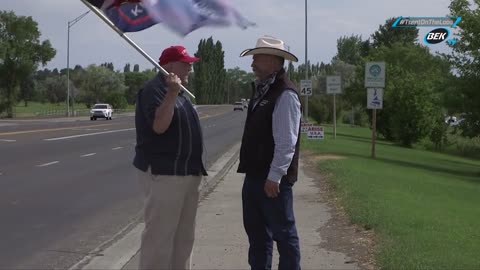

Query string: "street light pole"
[304, 0, 309, 120]
[67, 10, 90, 117]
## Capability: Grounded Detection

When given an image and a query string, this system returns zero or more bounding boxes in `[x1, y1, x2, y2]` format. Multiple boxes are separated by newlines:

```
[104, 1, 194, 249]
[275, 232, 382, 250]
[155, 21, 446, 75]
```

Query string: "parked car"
[90, 103, 113, 120]
[233, 101, 244, 111]
[241, 98, 248, 109]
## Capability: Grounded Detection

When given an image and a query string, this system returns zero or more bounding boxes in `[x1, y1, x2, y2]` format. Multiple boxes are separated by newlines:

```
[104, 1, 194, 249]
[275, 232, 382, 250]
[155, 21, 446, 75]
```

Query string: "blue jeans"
[242, 175, 301, 270]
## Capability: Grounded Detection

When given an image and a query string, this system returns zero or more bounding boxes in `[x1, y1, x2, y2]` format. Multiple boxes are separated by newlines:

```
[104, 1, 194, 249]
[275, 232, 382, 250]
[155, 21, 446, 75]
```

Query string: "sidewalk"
[76, 157, 359, 269]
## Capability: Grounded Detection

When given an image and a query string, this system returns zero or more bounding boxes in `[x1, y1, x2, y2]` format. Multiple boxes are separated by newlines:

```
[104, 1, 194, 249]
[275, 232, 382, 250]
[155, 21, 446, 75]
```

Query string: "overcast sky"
[2, 0, 454, 72]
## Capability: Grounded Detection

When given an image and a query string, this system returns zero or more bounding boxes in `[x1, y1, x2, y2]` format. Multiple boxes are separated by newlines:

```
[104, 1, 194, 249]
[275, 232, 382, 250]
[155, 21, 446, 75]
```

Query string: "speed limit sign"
[300, 80, 312, 96]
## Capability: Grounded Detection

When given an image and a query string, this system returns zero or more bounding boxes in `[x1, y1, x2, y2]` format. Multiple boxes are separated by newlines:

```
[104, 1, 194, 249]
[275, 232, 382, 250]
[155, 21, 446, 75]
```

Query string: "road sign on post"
[326, 76, 341, 139]
[365, 62, 385, 88]
[365, 62, 386, 159]
[367, 88, 383, 109]
[300, 80, 312, 96]
[326, 76, 342, 94]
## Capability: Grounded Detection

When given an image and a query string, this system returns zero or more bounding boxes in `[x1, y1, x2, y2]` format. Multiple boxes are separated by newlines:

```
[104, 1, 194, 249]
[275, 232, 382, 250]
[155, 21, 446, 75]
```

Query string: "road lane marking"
[199, 111, 225, 120]
[0, 123, 114, 136]
[36, 161, 59, 167]
[72, 128, 102, 131]
[112, 147, 123, 150]
[44, 128, 135, 141]
[81, 153, 96, 157]
[0, 139, 16, 142]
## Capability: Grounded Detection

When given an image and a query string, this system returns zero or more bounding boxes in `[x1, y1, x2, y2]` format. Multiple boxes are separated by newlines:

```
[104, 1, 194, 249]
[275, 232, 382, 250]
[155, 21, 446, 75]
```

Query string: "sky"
[2, 0, 455, 73]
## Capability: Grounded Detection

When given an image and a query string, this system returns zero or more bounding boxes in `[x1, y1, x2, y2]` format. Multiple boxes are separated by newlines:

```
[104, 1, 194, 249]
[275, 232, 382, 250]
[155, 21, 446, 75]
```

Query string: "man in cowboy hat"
[237, 35, 302, 270]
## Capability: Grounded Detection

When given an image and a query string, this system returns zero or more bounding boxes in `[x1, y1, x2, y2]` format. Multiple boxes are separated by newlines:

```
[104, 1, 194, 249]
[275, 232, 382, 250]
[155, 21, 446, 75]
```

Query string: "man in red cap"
[133, 45, 207, 270]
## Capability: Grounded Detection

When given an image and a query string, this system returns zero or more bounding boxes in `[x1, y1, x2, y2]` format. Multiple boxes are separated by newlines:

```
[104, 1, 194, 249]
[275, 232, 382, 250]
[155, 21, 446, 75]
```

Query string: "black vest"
[237, 70, 301, 183]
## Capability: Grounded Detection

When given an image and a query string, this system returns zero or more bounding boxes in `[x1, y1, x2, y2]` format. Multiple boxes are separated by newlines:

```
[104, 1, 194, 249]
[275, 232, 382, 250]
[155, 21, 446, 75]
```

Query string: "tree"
[447, 0, 480, 137]
[133, 64, 140, 72]
[0, 11, 55, 117]
[124, 63, 131, 73]
[124, 70, 154, 104]
[368, 44, 451, 146]
[225, 67, 255, 103]
[371, 17, 419, 48]
[333, 35, 365, 66]
[100, 62, 114, 71]
[37, 75, 68, 103]
[19, 75, 35, 106]
[78, 65, 126, 108]
[193, 37, 226, 104]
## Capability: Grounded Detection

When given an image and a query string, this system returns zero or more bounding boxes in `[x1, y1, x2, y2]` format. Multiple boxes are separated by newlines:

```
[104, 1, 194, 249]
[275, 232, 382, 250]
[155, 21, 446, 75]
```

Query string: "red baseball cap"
[159, 46, 199, 65]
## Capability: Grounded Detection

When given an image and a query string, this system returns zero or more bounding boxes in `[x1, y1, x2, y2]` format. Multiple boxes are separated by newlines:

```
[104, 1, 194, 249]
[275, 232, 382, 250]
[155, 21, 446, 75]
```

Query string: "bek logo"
[424, 28, 450, 44]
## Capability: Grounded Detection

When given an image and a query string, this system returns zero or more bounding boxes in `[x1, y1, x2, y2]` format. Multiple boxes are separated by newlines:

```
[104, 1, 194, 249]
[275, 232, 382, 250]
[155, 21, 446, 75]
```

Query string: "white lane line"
[44, 128, 135, 141]
[72, 128, 101, 131]
[0, 139, 16, 142]
[81, 153, 96, 157]
[112, 147, 123, 150]
[36, 161, 59, 167]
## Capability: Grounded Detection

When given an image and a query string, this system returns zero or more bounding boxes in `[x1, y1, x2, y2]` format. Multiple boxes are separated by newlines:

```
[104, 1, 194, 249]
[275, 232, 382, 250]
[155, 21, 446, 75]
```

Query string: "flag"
[86, 0, 156, 32]
[85, 0, 255, 35]
[135, 0, 255, 36]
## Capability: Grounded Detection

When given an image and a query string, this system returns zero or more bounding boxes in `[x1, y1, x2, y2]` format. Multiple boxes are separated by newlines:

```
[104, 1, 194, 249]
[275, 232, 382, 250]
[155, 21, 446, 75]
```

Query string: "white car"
[90, 103, 113, 120]
[233, 101, 244, 111]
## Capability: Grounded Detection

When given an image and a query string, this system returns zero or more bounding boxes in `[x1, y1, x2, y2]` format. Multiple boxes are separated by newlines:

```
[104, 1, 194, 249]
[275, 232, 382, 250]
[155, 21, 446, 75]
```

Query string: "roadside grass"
[302, 124, 480, 269]
[14, 102, 67, 115]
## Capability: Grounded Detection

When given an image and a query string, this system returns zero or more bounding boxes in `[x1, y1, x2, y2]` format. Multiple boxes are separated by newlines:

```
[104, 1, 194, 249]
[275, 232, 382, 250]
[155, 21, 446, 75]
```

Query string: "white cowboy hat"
[240, 35, 298, 62]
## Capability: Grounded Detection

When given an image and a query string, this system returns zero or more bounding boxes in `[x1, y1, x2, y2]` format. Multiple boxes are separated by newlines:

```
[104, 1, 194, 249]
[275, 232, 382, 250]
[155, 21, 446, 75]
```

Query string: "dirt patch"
[302, 150, 377, 270]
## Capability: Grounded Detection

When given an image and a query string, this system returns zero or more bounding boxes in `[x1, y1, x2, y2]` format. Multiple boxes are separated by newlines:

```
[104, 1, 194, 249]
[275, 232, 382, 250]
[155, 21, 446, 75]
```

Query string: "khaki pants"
[137, 169, 201, 270]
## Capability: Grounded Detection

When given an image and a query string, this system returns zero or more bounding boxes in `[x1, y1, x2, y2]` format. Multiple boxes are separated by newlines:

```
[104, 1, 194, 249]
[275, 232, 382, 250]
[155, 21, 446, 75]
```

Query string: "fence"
[1, 108, 135, 118]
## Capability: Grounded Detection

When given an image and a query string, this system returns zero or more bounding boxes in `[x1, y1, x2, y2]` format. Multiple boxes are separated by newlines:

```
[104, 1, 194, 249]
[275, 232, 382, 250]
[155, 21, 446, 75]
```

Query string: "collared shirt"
[251, 74, 301, 183]
[133, 73, 207, 176]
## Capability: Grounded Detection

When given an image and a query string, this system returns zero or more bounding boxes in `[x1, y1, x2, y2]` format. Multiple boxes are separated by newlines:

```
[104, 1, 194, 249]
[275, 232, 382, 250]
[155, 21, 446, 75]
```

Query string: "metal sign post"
[365, 62, 385, 158]
[326, 75, 341, 139]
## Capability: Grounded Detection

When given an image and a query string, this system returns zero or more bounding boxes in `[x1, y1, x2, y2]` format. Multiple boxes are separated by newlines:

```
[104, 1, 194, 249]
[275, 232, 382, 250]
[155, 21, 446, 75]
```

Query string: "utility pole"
[304, 0, 309, 120]
[67, 10, 90, 116]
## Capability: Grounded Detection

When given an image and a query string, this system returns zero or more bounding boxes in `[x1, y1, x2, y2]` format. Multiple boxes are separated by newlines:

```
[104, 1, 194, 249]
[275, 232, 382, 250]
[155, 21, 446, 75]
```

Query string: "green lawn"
[302, 124, 480, 269]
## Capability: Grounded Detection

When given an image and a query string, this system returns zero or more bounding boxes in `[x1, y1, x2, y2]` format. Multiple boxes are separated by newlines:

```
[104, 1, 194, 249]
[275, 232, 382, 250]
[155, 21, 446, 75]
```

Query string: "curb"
[69, 143, 241, 270]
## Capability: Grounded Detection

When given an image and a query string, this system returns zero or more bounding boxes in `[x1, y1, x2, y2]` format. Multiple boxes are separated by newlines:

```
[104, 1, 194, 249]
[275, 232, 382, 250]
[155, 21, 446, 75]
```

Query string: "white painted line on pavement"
[36, 161, 60, 167]
[44, 128, 135, 141]
[81, 153, 96, 157]
[0, 139, 16, 142]
[112, 147, 123, 150]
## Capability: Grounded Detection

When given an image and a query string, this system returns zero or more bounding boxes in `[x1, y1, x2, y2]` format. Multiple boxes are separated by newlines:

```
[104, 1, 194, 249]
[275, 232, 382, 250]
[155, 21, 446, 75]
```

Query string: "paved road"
[0, 105, 246, 269]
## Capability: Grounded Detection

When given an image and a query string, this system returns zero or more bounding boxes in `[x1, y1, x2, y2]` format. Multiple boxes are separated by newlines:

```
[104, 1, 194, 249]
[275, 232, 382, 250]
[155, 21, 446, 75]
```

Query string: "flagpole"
[80, 0, 196, 99]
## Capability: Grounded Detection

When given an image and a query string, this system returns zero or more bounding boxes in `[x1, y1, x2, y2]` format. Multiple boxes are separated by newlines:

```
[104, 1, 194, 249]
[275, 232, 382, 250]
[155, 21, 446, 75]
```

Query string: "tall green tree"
[193, 37, 226, 104]
[0, 11, 55, 117]
[371, 17, 419, 48]
[333, 35, 366, 66]
[447, 0, 480, 137]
